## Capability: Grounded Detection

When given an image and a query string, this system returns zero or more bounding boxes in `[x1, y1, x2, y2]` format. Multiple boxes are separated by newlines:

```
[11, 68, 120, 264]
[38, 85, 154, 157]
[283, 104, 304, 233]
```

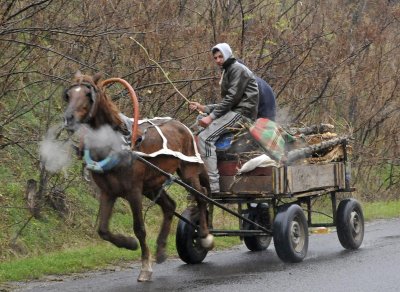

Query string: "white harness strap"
[134, 117, 203, 164]
[181, 122, 202, 159]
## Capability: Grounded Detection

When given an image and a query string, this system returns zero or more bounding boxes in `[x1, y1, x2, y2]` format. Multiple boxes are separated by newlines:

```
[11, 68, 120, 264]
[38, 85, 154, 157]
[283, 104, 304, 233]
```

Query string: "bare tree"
[1, 0, 399, 259]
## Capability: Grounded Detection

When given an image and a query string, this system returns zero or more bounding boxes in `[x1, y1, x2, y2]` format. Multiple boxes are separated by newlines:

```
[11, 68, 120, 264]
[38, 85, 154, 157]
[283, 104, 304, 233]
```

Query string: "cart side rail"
[273, 162, 346, 195]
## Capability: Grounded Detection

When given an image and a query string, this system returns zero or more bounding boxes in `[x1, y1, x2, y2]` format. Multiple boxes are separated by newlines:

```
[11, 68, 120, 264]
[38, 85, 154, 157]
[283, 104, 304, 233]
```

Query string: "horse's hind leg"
[97, 193, 138, 250]
[179, 163, 214, 250]
[199, 165, 214, 229]
[125, 190, 152, 282]
[199, 165, 212, 199]
[154, 189, 176, 264]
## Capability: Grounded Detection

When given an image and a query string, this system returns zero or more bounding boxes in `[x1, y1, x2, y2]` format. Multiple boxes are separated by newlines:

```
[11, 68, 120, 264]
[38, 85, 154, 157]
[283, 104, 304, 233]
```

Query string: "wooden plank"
[218, 161, 273, 176]
[285, 162, 345, 193]
[219, 176, 273, 194]
[218, 162, 345, 196]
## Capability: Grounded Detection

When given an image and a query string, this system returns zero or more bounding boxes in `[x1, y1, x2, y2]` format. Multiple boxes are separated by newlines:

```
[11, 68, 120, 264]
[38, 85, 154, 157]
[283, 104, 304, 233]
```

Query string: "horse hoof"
[156, 252, 167, 264]
[200, 234, 214, 250]
[137, 270, 152, 282]
[126, 237, 139, 250]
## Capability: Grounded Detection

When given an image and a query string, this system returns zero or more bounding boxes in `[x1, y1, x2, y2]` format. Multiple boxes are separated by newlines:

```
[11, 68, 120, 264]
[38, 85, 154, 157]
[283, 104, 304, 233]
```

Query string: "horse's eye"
[62, 90, 70, 102]
[86, 92, 95, 103]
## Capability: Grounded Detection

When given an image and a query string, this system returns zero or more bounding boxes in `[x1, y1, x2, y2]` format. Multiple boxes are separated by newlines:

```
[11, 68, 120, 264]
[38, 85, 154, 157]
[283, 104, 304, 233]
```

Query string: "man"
[236, 59, 276, 121]
[189, 43, 259, 193]
[255, 76, 276, 121]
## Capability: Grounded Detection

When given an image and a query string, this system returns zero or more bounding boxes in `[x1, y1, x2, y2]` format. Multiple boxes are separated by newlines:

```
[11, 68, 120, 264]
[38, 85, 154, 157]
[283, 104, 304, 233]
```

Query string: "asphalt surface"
[6, 218, 400, 292]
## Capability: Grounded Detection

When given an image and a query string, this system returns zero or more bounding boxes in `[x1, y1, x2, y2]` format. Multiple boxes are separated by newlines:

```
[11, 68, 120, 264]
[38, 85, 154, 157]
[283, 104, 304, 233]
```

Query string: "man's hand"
[199, 115, 213, 128]
[189, 101, 205, 112]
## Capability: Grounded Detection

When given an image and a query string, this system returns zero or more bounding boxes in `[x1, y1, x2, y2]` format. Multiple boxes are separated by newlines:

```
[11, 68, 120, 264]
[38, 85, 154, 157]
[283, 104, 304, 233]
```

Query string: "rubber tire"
[273, 204, 309, 263]
[243, 207, 272, 251]
[176, 208, 208, 264]
[336, 198, 364, 250]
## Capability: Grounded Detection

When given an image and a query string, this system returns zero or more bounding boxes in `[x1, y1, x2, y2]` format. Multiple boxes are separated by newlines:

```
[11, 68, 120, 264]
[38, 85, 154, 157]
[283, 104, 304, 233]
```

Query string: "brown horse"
[63, 71, 213, 282]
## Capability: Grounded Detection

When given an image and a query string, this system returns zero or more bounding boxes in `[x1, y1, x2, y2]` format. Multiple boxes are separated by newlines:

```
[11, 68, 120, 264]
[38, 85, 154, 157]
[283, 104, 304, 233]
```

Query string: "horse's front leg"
[126, 189, 152, 282]
[154, 190, 176, 264]
[97, 193, 138, 250]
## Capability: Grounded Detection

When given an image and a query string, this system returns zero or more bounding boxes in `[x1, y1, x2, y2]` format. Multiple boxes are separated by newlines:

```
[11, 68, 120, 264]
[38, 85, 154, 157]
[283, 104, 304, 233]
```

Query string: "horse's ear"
[93, 72, 103, 85]
[74, 70, 82, 79]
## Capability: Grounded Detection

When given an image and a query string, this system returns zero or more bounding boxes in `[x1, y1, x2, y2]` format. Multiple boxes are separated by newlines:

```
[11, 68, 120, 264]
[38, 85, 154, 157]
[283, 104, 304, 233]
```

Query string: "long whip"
[129, 37, 203, 114]
[129, 37, 191, 102]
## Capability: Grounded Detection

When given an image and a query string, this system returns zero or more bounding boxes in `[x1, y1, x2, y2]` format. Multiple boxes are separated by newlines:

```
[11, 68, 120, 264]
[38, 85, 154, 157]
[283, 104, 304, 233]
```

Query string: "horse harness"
[64, 81, 201, 173]
[82, 118, 174, 174]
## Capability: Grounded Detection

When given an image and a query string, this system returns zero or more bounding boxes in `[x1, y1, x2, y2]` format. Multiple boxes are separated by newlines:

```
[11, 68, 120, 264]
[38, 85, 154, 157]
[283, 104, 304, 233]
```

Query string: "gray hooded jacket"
[205, 43, 259, 120]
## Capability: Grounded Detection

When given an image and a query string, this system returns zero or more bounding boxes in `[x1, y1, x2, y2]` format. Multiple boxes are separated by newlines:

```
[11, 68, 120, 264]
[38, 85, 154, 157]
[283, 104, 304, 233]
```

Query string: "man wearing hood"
[190, 43, 259, 193]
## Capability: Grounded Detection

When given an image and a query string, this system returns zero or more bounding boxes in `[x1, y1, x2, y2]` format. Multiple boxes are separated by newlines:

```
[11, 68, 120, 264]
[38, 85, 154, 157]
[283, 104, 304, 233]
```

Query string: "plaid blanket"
[249, 118, 295, 161]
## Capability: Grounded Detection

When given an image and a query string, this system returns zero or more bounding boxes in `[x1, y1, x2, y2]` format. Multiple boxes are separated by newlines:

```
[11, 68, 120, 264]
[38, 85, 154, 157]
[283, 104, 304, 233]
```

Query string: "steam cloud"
[84, 125, 124, 155]
[40, 124, 125, 173]
[40, 125, 72, 173]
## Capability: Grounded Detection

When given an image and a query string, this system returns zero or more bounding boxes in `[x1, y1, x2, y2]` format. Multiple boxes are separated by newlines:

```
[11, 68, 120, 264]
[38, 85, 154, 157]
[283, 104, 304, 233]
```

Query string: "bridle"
[63, 82, 98, 124]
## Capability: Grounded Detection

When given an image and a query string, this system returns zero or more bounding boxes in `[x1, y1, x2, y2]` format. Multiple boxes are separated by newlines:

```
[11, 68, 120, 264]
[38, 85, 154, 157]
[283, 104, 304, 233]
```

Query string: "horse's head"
[63, 71, 102, 132]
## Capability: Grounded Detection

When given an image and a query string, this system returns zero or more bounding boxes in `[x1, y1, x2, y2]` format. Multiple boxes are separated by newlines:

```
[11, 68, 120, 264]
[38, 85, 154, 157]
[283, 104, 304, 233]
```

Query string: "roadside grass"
[0, 243, 137, 282]
[0, 183, 241, 283]
[0, 184, 398, 283]
[0, 236, 241, 283]
[308, 197, 400, 224]
[0, 217, 240, 283]
[362, 200, 400, 220]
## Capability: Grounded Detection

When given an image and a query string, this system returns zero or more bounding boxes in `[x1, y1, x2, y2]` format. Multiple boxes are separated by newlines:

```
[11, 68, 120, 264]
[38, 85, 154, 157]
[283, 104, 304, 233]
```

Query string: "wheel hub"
[290, 220, 305, 252]
[350, 211, 361, 235]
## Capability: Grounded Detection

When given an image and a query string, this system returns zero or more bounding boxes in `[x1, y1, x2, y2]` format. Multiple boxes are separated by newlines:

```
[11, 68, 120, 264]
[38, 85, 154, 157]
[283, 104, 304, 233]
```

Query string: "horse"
[62, 71, 213, 282]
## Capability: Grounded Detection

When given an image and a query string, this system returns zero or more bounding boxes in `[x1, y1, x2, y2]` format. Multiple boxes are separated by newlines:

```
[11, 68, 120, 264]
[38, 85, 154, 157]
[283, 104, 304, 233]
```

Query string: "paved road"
[8, 218, 400, 292]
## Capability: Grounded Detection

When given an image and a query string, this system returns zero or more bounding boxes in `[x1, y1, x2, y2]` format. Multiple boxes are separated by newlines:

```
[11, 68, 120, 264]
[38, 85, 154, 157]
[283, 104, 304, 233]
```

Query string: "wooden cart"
[174, 144, 365, 264]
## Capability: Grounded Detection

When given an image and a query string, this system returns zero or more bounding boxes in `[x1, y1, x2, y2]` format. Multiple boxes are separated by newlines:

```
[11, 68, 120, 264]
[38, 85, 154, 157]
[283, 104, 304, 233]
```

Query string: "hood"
[211, 43, 233, 62]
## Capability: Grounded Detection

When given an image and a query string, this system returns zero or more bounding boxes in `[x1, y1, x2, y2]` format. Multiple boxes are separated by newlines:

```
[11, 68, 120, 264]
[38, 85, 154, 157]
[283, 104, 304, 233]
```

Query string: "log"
[286, 136, 348, 164]
[288, 123, 335, 136]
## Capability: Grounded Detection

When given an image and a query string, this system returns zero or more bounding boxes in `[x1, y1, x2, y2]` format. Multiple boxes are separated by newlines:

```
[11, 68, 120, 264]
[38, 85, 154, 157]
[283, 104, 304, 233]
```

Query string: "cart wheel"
[176, 207, 208, 264]
[273, 204, 308, 263]
[243, 204, 272, 251]
[336, 198, 364, 250]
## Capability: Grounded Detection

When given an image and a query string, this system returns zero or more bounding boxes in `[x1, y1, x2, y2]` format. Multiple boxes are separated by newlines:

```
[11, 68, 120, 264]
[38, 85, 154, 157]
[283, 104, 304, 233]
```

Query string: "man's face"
[213, 51, 224, 67]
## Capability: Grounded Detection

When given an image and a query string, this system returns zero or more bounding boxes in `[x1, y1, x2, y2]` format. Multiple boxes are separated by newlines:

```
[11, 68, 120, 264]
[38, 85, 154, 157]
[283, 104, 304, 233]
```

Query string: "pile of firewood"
[285, 123, 351, 165]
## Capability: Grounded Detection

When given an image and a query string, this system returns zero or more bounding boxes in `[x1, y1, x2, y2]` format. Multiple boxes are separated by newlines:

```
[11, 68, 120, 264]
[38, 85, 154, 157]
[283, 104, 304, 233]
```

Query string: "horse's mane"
[74, 73, 123, 128]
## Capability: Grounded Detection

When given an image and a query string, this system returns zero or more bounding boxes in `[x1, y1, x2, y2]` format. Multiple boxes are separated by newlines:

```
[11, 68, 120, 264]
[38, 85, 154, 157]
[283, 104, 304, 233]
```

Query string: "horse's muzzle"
[63, 113, 78, 132]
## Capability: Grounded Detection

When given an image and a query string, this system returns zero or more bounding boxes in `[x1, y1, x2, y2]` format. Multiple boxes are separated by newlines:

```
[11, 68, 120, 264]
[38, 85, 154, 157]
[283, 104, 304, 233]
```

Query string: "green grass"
[0, 243, 138, 282]
[362, 200, 400, 220]
[307, 198, 400, 224]
[0, 227, 240, 283]
[0, 181, 242, 283]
